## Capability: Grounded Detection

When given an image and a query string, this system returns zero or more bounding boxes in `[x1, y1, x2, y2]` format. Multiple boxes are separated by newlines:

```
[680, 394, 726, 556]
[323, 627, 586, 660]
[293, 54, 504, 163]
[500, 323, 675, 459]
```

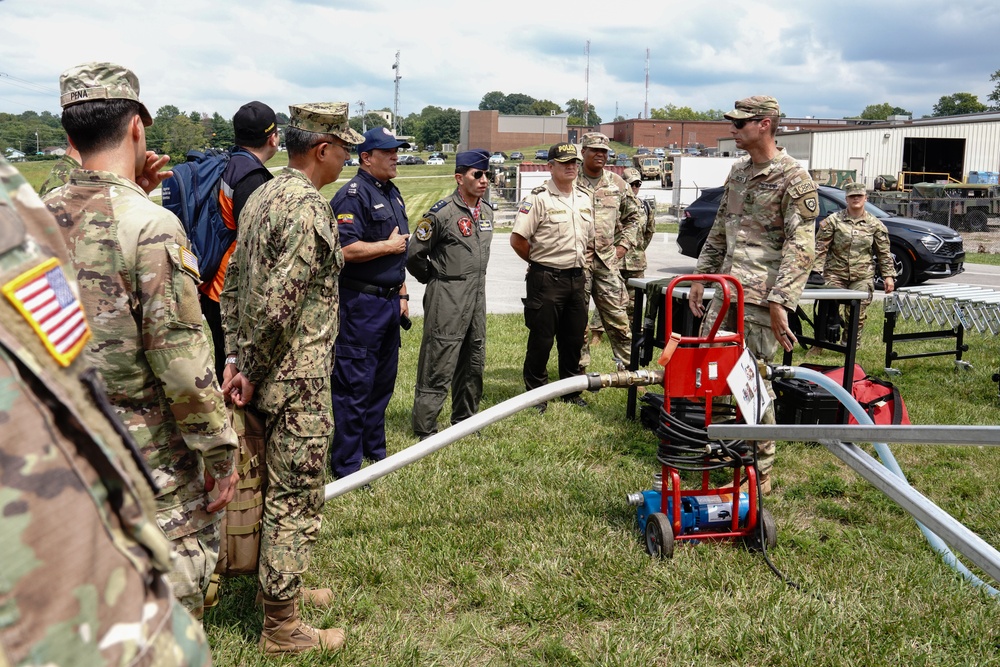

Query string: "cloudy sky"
[2, 0, 998, 123]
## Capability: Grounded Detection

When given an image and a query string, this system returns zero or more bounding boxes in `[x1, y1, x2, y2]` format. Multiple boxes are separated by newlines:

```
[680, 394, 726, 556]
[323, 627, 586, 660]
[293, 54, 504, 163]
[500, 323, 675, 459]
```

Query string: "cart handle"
[664, 274, 744, 344]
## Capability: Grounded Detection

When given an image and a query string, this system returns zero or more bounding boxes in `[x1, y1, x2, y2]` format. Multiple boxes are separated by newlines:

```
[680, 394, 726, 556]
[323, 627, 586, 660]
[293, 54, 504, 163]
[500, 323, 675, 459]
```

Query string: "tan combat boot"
[255, 587, 335, 609]
[589, 331, 603, 347]
[259, 596, 345, 655]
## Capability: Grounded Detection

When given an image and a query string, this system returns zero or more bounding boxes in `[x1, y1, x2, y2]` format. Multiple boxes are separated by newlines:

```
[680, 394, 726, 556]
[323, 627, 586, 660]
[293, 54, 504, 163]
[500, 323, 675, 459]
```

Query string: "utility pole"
[644, 48, 650, 120]
[357, 100, 367, 132]
[35, 131, 38, 155]
[584, 40, 590, 127]
[392, 51, 401, 136]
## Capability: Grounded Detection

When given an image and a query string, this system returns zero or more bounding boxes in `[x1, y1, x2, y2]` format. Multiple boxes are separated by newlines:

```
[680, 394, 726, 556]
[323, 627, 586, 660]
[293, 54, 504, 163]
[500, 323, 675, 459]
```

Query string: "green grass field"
[204, 307, 1000, 666]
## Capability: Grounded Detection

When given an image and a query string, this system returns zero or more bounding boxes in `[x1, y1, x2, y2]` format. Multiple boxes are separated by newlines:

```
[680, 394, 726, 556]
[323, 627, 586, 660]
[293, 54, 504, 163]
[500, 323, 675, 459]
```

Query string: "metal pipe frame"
[708, 422, 1000, 584]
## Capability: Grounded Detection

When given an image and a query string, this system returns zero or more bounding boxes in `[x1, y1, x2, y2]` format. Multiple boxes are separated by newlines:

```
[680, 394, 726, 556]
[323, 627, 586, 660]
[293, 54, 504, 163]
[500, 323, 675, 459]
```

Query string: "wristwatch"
[400, 294, 409, 301]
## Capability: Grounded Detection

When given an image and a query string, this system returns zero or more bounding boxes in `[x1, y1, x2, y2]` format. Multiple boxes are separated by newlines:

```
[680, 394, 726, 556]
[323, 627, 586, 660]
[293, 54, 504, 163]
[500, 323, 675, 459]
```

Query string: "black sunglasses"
[730, 117, 763, 130]
[470, 170, 487, 180]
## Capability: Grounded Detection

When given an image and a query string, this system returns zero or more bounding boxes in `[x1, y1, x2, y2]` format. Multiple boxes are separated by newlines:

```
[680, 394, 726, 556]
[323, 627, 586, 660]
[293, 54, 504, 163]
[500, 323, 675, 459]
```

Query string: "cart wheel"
[644, 512, 674, 559]
[742, 508, 778, 552]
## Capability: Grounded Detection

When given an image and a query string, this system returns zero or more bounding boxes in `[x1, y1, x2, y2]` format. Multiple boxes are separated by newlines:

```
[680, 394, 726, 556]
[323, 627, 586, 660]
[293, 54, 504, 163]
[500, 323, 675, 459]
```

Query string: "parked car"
[398, 155, 424, 165]
[534, 149, 549, 160]
[428, 151, 446, 161]
[427, 156, 444, 165]
[344, 157, 359, 167]
[489, 152, 505, 165]
[676, 185, 965, 288]
[653, 148, 665, 157]
[510, 151, 524, 161]
[636, 147, 651, 155]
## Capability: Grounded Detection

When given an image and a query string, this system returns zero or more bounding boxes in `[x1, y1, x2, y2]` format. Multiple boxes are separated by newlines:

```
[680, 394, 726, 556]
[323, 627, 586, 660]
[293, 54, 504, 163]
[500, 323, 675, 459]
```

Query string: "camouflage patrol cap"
[548, 142, 581, 163]
[581, 132, 611, 150]
[845, 181, 867, 196]
[288, 103, 365, 145]
[724, 96, 780, 121]
[622, 167, 642, 184]
[59, 62, 153, 126]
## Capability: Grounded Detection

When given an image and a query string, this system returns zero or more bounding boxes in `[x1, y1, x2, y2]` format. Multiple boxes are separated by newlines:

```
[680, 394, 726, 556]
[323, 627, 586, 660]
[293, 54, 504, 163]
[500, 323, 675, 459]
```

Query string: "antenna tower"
[392, 51, 401, 136]
[644, 49, 650, 119]
[584, 40, 590, 126]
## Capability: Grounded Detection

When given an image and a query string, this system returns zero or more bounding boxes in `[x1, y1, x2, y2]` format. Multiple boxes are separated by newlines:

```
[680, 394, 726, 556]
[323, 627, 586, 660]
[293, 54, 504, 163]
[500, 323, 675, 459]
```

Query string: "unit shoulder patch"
[414, 218, 433, 242]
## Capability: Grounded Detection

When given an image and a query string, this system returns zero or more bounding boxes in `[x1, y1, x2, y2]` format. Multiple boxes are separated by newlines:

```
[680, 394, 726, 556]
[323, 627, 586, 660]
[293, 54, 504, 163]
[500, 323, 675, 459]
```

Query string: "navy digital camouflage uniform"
[814, 200, 894, 342]
[1, 155, 211, 667]
[222, 166, 344, 601]
[695, 146, 817, 478]
[407, 187, 493, 437]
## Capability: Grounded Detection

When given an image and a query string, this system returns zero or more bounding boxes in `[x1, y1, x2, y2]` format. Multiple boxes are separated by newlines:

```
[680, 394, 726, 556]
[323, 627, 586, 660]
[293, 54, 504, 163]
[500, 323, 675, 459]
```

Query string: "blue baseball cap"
[358, 127, 410, 155]
[456, 149, 490, 171]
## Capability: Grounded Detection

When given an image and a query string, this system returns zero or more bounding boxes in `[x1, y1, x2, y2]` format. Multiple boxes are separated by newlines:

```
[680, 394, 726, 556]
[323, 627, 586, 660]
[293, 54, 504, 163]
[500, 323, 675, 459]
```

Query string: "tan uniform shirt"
[512, 180, 595, 269]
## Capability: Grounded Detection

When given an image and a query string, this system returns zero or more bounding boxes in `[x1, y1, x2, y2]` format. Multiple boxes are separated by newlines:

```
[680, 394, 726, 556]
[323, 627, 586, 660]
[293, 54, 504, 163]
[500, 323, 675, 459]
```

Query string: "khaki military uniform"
[1, 156, 211, 667]
[221, 167, 343, 601]
[37, 153, 80, 198]
[814, 209, 894, 340]
[590, 193, 656, 334]
[44, 169, 237, 618]
[407, 189, 493, 437]
[696, 148, 818, 477]
[512, 180, 594, 394]
[577, 169, 640, 369]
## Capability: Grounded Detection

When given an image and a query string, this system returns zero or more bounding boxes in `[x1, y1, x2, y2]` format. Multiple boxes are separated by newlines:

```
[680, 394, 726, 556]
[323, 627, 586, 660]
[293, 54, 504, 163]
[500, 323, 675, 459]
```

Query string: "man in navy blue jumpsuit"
[329, 127, 410, 478]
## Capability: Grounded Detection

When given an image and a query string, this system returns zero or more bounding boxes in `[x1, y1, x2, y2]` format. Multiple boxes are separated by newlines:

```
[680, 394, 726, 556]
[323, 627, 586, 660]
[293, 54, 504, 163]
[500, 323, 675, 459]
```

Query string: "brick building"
[460, 110, 569, 153]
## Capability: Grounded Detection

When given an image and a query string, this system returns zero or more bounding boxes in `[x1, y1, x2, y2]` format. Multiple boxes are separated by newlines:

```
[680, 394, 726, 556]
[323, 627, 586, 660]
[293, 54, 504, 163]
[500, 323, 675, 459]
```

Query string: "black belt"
[529, 261, 584, 277]
[340, 278, 402, 298]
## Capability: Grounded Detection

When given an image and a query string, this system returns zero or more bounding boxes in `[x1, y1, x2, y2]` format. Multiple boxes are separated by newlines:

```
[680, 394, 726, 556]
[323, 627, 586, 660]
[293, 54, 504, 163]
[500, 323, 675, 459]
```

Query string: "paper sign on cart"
[726, 348, 770, 425]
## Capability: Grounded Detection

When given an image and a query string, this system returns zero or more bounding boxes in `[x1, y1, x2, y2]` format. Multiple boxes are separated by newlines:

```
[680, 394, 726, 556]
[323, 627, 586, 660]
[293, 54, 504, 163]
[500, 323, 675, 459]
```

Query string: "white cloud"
[1, 0, 998, 121]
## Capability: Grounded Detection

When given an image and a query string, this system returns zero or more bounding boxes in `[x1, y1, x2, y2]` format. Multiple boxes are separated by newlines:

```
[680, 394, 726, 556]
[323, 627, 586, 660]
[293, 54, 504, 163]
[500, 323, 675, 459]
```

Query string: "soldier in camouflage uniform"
[589, 166, 657, 343]
[814, 181, 895, 344]
[576, 132, 639, 372]
[36, 146, 81, 197]
[42, 62, 238, 619]
[407, 149, 494, 438]
[689, 96, 818, 494]
[221, 103, 362, 655]
[1, 156, 212, 666]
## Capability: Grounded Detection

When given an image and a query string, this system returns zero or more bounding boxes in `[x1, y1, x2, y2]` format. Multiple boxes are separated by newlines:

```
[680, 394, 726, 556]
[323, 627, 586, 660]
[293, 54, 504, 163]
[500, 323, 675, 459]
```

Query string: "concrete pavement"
[405, 232, 1000, 317]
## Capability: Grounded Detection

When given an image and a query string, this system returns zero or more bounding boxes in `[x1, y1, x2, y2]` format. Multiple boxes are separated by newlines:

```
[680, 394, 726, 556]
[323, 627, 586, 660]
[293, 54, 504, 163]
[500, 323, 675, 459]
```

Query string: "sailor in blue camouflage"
[43, 62, 238, 618]
[691, 96, 818, 490]
[1, 155, 212, 667]
[814, 181, 895, 344]
[577, 132, 639, 370]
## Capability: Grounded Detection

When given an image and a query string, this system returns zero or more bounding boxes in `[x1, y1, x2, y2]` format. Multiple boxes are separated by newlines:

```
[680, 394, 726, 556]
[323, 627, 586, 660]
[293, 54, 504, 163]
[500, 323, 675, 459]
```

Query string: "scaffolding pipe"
[710, 365, 1000, 596]
[325, 369, 663, 501]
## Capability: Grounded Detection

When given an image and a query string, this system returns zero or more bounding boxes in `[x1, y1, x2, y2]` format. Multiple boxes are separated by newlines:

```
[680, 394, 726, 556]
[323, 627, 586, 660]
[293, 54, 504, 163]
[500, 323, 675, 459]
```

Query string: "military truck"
[868, 182, 999, 232]
[632, 155, 661, 180]
[659, 159, 674, 188]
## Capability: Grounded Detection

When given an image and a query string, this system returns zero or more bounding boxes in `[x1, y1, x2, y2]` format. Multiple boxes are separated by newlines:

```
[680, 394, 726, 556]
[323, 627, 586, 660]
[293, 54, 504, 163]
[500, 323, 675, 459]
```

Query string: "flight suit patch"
[457, 217, 473, 237]
[415, 218, 433, 241]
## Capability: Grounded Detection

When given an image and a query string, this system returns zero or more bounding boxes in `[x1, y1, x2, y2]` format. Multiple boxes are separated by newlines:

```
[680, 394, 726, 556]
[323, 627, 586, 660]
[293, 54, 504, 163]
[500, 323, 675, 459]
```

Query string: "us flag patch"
[2, 258, 90, 367]
[180, 245, 200, 278]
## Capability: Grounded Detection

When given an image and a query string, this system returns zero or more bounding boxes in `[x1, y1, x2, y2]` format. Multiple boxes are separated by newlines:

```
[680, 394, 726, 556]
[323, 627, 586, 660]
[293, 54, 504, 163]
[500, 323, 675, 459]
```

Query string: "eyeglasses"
[730, 117, 763, 129]
[471, 170, 487, 180]
[312, 140, 351, 153]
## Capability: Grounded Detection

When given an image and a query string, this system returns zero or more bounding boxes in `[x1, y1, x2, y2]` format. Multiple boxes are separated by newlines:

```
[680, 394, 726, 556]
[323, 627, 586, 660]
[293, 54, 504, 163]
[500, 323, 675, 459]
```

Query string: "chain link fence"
[867, 186, 1000, 253]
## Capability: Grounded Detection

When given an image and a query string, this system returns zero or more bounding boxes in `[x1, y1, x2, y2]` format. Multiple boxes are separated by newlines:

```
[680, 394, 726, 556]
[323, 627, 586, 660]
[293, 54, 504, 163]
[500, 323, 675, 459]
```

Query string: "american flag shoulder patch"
[179, 245, 200, 279]
[2, 257, 90, 367]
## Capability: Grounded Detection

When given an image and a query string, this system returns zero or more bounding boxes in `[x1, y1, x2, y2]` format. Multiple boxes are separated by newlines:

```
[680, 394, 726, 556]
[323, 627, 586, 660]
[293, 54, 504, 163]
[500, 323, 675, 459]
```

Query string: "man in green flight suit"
[407, 149, 494, 438]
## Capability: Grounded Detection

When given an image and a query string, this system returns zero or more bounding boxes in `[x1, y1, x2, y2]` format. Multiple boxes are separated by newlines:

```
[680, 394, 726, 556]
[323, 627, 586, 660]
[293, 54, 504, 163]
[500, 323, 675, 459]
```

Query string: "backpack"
[161, 149, 232, 285]
[824, 364, 911, 426]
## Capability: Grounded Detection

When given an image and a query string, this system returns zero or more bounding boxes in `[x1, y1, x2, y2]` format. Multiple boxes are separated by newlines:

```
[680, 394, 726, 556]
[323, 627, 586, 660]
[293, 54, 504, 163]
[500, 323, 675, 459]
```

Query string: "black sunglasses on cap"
[731, 117, 763, 130]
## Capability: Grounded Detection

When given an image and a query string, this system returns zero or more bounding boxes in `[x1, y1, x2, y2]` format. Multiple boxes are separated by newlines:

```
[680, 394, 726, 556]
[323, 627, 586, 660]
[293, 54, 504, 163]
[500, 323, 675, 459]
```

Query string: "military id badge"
[2, 257, 90, 366]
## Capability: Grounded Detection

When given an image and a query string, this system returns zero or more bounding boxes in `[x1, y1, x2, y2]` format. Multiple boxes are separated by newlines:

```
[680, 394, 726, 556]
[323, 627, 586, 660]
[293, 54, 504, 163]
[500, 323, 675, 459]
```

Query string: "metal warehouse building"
[718, 111, 1000, 189]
